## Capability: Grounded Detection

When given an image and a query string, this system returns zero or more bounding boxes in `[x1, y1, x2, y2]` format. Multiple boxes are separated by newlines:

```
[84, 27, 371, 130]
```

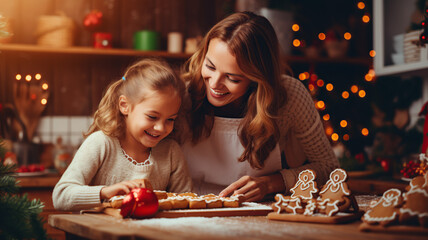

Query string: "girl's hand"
[219, 173, 285, 202]
[100, 180, 143, 200]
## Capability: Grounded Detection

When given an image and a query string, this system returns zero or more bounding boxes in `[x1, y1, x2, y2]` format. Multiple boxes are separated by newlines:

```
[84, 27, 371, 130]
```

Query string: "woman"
[178, 11, 339, 202]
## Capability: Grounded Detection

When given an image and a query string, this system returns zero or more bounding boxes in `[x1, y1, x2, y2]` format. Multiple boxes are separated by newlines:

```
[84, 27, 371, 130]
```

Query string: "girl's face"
[201, 38, 252, 108]
[121, 87, 181, 150]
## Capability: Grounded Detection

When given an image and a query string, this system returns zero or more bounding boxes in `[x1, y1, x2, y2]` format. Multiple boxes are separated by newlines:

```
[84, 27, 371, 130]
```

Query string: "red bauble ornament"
[83, 10, 103, 31]
[120, 188, 158, 218]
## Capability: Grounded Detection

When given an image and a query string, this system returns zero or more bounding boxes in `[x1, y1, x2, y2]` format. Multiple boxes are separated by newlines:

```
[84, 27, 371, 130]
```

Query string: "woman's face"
[201, 38, 252, 108]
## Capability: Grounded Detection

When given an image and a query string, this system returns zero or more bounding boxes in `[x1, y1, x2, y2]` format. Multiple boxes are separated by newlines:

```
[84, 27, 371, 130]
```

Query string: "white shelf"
[373, 0, 428, 77]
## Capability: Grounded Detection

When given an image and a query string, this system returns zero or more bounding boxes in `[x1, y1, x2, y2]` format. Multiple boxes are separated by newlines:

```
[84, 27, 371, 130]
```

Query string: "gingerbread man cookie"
[362, 188, 403, 226]
[399, 172, 428, 227]
[290, 169, 318, 202]
[272, 169, 318, 215]
[317, 168, 351, 216]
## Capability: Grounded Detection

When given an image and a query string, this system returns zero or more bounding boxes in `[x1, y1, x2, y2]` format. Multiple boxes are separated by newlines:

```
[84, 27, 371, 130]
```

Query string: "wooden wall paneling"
[92, 0, 121, 48]
[89, 55, 128, 114]
[51, 55, 92, 116]
[53, 0, 92, 47]
[16, 0, 54, 44]
[119, 0, 153, 49]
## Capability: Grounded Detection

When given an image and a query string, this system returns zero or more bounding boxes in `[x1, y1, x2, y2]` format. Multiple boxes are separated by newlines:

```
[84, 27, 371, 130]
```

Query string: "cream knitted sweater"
[52, 131, 193, 211]
[176, 75, 339, 193]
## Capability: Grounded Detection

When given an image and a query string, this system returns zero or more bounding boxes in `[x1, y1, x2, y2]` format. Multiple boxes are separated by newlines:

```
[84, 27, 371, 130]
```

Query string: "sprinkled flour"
[127, 216, 329, 238]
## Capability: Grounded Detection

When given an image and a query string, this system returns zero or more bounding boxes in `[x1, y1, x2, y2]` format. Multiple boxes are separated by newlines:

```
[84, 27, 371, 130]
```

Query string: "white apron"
[182, 116, 281, 195]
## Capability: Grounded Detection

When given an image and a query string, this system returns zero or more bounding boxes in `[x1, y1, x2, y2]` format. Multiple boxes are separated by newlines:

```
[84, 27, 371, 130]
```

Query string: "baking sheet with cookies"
[100, 191, 273, 219]
[102, 202, 273, 218]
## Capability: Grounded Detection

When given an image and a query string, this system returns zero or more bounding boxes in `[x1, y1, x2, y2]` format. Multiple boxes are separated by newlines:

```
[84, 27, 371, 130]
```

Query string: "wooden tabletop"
[49, 211, 427, 240]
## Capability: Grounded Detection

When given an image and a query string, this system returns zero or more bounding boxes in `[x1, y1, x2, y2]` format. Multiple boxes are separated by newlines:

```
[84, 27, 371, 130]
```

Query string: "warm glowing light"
[316, 100, 325, 110]
[361, 128, 369, 136]
[316, 79, 324, 87]
[310, 74, 318, 82]
[42, 83, 49, 90]
[365, 74, 373, 82]
[343, 134, 350, 141]
[25, 75, 32, 82]
[362, 15, 370, 23]
[351, 85, 359, 93]
[368, 69, 375, 76]
[326, 127, 334, 135]
[30, 94, 37, 100]
[369, 50, 376, 57]
[293, 39, 301, 47]
[304, 72, 310, 79]
[331, 133, 339, 141]
[323, 114, 330, 121]
[358, 89, 366, 98]
[16, 74, 22, 80]
[357, 2, 365, 9]
[326, 83, 334, 91]
[299, 73, 306, 80]
[318, 33, 326, 41]
[35, 73, 42, 80]
[308, 84, 315, 91]
[342, 91, 350, 99]
[292, 24, 300, 32]
[41, 98, 47, 105]
[340, 120, 348, 128]
[344, 32, 352, 40]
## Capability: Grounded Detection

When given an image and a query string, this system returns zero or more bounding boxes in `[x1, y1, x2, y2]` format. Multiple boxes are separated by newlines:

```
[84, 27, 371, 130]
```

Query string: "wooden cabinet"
[17, 174, 70, 240]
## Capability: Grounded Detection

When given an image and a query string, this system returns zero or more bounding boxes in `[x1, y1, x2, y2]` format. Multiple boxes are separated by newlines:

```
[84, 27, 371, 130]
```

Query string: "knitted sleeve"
[278, 76, 339, 192]
[52, 131, 108, 211]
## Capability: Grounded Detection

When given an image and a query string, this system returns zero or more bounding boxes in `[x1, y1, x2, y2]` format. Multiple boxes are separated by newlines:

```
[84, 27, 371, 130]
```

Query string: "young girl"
[53, 59, 192, 211]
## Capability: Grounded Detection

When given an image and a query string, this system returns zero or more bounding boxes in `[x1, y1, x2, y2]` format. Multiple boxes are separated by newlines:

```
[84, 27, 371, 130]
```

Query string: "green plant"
[0, 140, 49, 240]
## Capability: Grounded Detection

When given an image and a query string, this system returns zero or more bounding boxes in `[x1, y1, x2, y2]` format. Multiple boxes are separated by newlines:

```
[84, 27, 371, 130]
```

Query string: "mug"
[134, 30, 159, 51]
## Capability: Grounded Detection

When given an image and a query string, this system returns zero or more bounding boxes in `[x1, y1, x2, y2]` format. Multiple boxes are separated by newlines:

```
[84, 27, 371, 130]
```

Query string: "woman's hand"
[100, 180, 143, 200]
[219, 173, 285, 202]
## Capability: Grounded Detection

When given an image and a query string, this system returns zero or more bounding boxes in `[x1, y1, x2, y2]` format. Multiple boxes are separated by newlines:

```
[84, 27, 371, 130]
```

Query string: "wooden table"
[49, 197, 427, 240]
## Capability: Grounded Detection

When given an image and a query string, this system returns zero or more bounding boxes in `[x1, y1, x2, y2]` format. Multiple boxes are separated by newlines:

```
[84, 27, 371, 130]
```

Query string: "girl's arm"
[52, 132, 107, 211]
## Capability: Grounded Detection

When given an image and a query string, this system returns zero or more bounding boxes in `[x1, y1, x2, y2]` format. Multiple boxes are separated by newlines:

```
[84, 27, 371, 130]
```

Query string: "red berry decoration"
[400, 160, 419, 178]
[120, 188, 158, 218]
[83, 10, 103, 31]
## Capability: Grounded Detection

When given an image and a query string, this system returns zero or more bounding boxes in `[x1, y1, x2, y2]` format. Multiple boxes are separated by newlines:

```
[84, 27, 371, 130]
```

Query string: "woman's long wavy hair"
[85, 58, 184, 138]
[182, 11, 288, 169]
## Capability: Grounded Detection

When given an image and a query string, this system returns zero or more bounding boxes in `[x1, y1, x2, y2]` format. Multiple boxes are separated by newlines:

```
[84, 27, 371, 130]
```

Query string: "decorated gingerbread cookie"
[272, 193, 304, 214]
[362, 188, 403, 226]
[290, 169, 318, 202]
[272, 169, 319, 215]
[317, 168, 351, 216]
[399, 172, 428, 227]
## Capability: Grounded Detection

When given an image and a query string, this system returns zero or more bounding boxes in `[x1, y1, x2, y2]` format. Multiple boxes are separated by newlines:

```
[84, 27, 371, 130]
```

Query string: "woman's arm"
[219, 173, 285, 202]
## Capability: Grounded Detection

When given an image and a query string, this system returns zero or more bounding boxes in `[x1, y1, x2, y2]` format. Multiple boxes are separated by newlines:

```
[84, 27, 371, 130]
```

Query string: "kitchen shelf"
[0, 43, 192, 59]
[0, 43, 372, 66]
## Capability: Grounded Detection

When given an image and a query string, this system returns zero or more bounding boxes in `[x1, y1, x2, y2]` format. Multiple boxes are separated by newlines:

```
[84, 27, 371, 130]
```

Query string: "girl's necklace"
[122, 148, 151, 166]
